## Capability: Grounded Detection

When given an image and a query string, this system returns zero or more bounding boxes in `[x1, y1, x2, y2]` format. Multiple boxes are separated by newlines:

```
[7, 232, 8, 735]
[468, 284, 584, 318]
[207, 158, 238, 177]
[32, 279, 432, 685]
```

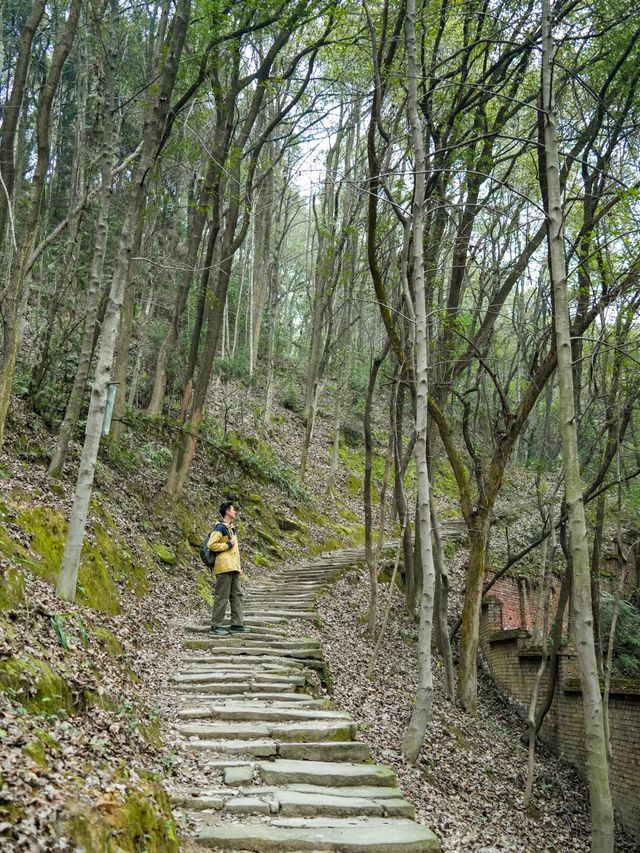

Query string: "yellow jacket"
[207, 522, 241, 575]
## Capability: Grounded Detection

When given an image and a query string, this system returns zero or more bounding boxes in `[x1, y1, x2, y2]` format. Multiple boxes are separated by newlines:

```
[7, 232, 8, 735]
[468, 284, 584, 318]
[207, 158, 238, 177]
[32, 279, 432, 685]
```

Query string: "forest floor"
[0, 382, 635, 851]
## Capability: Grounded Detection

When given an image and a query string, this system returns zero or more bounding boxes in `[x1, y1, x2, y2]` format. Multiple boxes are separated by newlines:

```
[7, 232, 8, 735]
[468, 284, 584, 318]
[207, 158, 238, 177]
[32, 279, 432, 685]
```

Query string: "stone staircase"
[170, 548, 441, 852]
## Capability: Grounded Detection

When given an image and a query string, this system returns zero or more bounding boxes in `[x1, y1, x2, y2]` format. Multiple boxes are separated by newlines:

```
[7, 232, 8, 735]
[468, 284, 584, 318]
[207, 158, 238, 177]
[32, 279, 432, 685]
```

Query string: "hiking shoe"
[229, 625, 250, 633]
[210, 626, 229, 635]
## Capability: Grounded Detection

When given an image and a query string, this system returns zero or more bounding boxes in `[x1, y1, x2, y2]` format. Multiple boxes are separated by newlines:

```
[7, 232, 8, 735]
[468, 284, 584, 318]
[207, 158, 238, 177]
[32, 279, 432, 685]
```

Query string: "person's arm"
[208, 526, 233, 553]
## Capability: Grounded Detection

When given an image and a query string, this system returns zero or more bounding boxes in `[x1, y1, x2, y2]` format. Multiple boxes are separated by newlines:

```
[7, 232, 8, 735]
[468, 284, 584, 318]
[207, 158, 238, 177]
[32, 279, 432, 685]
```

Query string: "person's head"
[219, 501, 236, 521]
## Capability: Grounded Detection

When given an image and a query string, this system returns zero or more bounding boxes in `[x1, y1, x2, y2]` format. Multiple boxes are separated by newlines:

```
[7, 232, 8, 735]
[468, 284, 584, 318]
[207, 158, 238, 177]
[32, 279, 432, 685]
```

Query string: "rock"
[224, 765, 254, 786]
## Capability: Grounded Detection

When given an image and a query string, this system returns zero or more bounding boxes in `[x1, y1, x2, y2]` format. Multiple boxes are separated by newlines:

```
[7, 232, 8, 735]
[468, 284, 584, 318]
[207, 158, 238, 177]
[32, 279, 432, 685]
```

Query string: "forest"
[0, 0, 639, 850]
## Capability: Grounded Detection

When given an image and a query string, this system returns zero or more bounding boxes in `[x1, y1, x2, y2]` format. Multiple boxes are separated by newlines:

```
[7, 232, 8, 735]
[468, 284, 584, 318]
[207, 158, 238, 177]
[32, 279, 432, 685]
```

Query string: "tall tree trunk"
[431, 493, 455, 700]
[0, 0, 46, 244]
[365, 345, 389, 636]
[48, 0, 119, 478]
[540, 0, 614, 845]
[403, 0, 436, 764]
[457, 510, 491, 713]
[0, 0, 82, 447]
[57, 0, 191, 600]
[109, 215, 144, 443]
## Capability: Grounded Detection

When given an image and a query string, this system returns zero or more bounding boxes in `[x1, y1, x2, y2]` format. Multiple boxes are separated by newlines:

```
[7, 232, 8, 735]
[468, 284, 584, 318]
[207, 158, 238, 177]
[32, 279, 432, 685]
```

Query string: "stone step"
[172, 673, 305, 687]
[193, 816, 440, 851]
[274, 789, 414, 819]
[178, 663, 301, 675]
[257, 759, 396, 788]
[243, 610, 317, 620]
[179, 720, 355, 742]
[180, 654, 307, 668]
[188, 636, 320, 649]
[181, 739, 369, 762]
[182, 642, 323, 659]
[182, 738, 278, 757]
[178, 704, 351, 723]
[277, 741, 371, 762]
[192, 621, 289, 634]
[177, 691, 317, 703]
[174, 682, 301, 695]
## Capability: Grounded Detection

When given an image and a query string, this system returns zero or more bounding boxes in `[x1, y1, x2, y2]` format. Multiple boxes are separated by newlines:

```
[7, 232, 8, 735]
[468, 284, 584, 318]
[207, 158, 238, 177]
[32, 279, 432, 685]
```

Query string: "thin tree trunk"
[47, 34, 117, 479]
[0, 0, 46, 243]
[365, 345, 389, 637]
[603, 565, 626, 763]
[109, 216, 144, 443]
[524, 581, 552, 808]
[540, 1, 614, 844]
[431, 493, 455, 700]
[0, 0, 82, 447]
[57, 0, 191, 600]
[403, 0, 436, 764]
[534, 551, 571, 733]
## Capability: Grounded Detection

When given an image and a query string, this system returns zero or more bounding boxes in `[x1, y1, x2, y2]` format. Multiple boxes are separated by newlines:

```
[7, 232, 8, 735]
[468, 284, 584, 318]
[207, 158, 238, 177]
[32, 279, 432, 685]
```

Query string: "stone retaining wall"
[479, 592, 640, 841]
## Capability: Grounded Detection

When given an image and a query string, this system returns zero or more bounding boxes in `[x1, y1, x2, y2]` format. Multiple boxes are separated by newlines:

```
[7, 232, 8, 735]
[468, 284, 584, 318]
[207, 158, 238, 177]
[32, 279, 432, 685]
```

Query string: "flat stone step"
[257, 759, 396, 788]
[274, 789, 414, 819]
[179, 720, 355, 742]
[178, 664, 301, 676]
[243, 610, 317, 620]
[189, 636, 320, 649]
[178, 705, 351, 723]
[174, 681, 299, 694]
[180, 654, 306, 668]
[287, 783, 405, 800]
[177, 691, 317, 702]
[172, 673, 305, 686]
[182, 642, 323, 659]
[182, 738, 277, 757]
[277, 741, 371, 762]
[194, 816, 440, 851]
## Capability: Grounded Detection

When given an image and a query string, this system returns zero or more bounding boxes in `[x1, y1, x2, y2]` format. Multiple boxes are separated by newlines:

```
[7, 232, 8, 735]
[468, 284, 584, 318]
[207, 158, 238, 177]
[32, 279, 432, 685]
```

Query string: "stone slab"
[184, 738, 277, 757]
[257, 759, 396, 788]
[181, 643, 323, 659]
[180, 720, 353, 742]
[223, 796, 271, 815]
[277, 741, 371, 762]
[180, 722, 272, 740]
[174, 682, 298, 694]
[274, 789, 413, 819]
[195, 817, 440, 851]
[178, 705, 350, 723]
[224, 765, 254, 786]
[173, 673, 304, 686]
[287, 784, 404, 800]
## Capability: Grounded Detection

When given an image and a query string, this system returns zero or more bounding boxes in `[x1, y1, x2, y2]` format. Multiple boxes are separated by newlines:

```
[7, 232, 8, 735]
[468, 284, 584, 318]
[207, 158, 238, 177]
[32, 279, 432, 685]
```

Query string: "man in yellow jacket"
[208, 501, 249, 635]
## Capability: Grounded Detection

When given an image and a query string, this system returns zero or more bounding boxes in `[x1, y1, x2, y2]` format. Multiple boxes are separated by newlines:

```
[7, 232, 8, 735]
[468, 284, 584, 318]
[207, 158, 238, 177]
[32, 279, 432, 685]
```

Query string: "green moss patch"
[151, 543, 176, 565]
[0, 565, 25, 609]
[64, 772, 178, 852]
[91, 626, 124, 659]
[0, 655, 74, 715]
[197, 569, 213, 606]
[16, 507, 148, 613]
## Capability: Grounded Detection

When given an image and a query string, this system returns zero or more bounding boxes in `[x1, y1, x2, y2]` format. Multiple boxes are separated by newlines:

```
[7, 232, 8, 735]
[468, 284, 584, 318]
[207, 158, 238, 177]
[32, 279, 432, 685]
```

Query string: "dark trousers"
[211, 570, 244, 627]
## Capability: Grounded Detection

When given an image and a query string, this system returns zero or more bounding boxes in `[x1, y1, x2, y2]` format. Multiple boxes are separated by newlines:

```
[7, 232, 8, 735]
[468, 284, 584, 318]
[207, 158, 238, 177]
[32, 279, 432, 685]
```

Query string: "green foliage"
[138, 442, 173, 469]
[0, 655, 75, 716]
[51, 616, 71, 650]
[281, 384, 302, 414]
[601, 593, 640, 677]
[217, 431, 306, 500]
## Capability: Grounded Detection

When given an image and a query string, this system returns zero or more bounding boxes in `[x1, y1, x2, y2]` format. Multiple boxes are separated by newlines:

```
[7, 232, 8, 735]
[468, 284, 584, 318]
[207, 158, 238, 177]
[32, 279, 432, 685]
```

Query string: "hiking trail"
[166, 548, 441, 852]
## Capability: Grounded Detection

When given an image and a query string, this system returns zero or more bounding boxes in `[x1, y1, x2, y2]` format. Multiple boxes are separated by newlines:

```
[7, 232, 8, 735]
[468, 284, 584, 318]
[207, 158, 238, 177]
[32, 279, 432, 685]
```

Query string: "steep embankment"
[0, 389, 363, 851]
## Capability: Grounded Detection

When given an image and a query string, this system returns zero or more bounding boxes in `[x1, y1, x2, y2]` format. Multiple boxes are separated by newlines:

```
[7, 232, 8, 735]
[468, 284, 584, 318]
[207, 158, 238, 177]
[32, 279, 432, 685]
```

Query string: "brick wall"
[480, 593, 640, 842]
